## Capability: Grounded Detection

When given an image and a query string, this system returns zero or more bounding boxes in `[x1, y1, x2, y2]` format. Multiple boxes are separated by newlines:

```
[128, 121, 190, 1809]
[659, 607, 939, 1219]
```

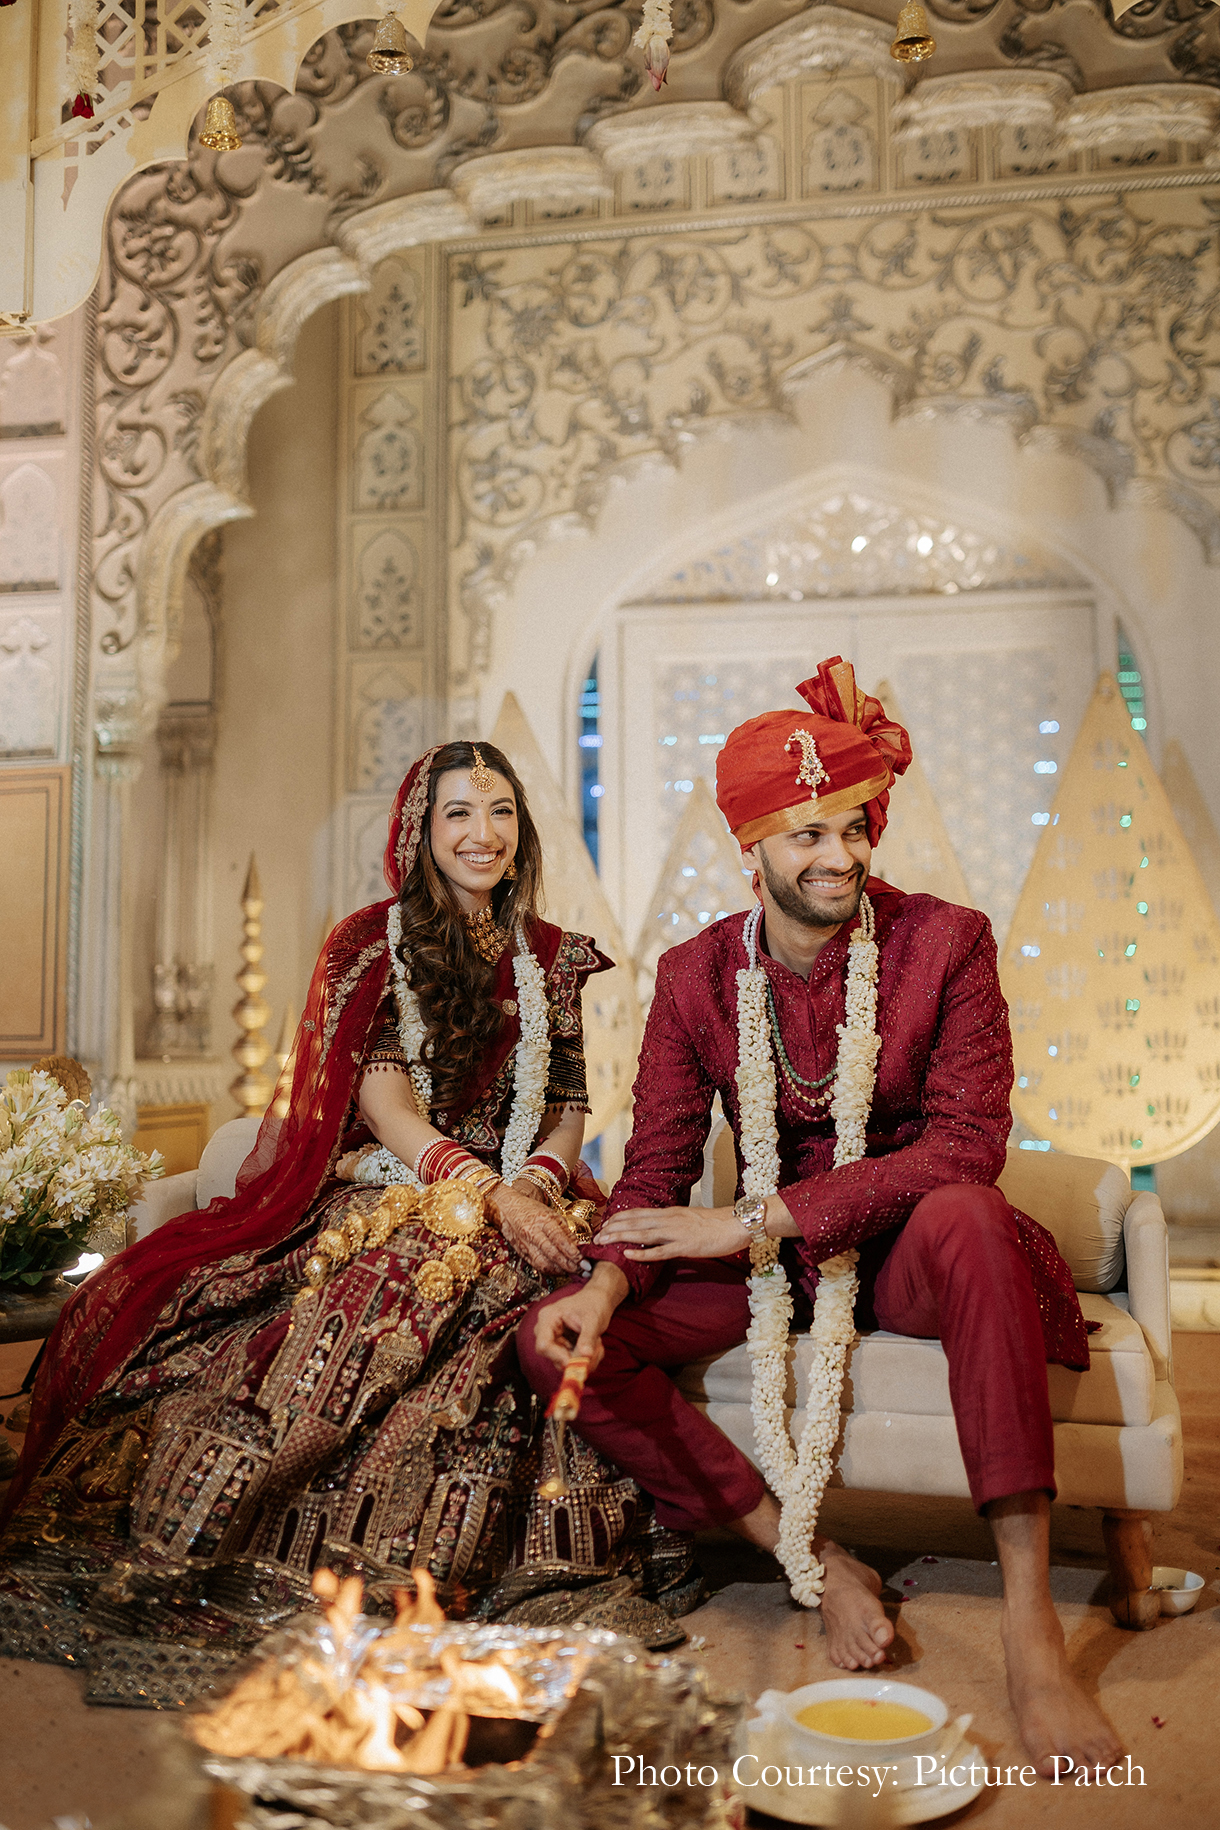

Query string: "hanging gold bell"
[199, 94, 242, 151]
[367, 12, 416, 74]
[890, 0, 936, 62]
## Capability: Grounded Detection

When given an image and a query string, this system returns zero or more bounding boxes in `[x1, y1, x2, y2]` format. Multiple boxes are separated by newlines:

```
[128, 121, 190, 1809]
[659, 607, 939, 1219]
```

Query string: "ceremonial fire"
[191, 1568, 584, 1774]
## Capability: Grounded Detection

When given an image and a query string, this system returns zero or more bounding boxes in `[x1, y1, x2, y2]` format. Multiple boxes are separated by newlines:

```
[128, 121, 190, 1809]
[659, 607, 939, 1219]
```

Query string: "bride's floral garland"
[737, 896, 881, 1607]
[353, 903, 550, 1187]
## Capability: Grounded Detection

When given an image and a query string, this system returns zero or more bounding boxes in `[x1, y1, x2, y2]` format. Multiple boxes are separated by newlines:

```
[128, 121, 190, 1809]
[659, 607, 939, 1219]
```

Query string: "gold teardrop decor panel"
[1000, 674, 1220, 1170]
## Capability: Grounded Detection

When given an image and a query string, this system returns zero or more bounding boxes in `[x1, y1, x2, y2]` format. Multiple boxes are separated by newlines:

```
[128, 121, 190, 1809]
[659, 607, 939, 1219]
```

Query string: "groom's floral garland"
[352, 903, 550, 1187]
[737, 895, 881, 1606]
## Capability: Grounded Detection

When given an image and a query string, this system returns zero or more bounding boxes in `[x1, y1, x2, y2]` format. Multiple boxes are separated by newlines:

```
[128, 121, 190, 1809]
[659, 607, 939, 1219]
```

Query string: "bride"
[0, 742, 693, 1704]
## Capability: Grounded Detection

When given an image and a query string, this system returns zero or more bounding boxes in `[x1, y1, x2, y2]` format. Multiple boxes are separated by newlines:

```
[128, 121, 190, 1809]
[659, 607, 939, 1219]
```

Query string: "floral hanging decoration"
[633, 0, 673, 91]
[68, 0, 99, 118]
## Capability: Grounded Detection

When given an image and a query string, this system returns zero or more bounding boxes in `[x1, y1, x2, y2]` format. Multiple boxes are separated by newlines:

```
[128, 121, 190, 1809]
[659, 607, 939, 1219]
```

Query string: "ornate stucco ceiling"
[5, 0, 1220, 323]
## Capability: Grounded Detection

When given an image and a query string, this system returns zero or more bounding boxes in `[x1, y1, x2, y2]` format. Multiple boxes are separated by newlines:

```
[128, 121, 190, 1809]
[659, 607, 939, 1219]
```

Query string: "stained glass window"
[579, 659, 602, 868]
[1116, 629, 1148, 736]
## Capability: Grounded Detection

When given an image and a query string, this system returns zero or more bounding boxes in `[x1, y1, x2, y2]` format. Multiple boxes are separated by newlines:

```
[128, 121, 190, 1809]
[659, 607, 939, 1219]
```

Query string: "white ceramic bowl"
[773, 1678, 949, 1762]
[1151, 1567, 1205, 1616]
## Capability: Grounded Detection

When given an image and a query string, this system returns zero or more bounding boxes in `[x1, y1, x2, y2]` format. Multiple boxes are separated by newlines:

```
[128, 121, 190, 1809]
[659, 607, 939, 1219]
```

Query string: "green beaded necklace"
[765, 979, 836, 1100]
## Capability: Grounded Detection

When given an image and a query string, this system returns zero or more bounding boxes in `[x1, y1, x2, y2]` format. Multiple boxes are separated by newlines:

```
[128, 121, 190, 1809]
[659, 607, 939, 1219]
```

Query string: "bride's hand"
[335, 1146, 373, 1182]
[490, 1185, 582, 1279]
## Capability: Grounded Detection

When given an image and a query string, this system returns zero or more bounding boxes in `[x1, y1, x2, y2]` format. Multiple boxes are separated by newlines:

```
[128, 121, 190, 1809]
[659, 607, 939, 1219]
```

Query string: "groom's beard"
[757, 848, 867, 930]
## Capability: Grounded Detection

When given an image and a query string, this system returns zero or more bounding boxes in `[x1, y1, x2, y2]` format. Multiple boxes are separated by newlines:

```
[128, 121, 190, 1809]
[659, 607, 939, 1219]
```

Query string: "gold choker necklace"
[465, 906, 509, 963]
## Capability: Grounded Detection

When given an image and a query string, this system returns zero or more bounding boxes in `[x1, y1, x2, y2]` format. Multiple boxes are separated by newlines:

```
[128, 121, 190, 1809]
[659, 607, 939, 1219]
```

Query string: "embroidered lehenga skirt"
[0, 1185, 697, 1708]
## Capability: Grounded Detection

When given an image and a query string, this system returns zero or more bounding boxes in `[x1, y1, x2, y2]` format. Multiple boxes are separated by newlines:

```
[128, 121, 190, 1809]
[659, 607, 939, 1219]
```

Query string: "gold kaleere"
[199, 94, 242, 151]
[890, 0, 936, 62]
[367, 12, 416, 73]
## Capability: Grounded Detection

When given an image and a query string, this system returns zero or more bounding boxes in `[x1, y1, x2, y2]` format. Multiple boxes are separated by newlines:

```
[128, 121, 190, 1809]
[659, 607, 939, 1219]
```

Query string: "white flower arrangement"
[0, 1069, 162, 1287]
[736, 897, 880, 1607]
[380, 905, 550, 1186]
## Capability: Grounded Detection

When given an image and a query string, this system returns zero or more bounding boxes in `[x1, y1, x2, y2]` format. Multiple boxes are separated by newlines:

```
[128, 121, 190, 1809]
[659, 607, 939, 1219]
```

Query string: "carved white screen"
[603, 594, 1097, 952]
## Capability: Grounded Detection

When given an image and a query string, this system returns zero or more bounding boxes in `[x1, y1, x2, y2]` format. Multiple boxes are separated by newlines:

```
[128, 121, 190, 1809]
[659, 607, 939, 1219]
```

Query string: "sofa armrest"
[1124, 1191, 1172, 1384]
[130, 1170, 199, 1241]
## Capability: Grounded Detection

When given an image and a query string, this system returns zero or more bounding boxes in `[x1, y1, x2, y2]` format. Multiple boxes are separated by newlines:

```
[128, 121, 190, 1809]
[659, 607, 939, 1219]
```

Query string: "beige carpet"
[1, 1335, 1217, 1830]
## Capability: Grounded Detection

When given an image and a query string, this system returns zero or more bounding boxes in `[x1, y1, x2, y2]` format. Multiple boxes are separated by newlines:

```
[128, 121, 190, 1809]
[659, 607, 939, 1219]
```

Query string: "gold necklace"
[464, 905, 509, 963]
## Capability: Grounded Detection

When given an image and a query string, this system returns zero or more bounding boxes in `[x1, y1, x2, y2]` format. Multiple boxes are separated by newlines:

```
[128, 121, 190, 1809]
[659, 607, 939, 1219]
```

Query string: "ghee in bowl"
[776, 1678, 949, 1761]
[795, 1697, 933, 1742]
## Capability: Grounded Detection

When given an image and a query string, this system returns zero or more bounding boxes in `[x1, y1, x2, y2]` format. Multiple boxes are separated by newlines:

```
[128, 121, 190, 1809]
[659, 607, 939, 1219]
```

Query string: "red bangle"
[415, 1138, 475, 1184]
[523, 1149, 569, 1192]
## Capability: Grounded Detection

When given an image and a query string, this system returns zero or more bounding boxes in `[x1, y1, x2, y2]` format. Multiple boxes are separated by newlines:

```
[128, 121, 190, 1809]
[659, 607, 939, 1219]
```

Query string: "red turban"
[715, 657, 913, 848]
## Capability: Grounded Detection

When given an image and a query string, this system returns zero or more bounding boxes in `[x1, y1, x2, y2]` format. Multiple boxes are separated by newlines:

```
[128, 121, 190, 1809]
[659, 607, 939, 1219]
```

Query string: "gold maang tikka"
[468, 746, 496, 793]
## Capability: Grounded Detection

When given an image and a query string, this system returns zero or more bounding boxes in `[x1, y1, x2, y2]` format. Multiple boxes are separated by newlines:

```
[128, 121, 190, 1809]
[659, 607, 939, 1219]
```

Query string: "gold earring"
[503, 859, 517, 881]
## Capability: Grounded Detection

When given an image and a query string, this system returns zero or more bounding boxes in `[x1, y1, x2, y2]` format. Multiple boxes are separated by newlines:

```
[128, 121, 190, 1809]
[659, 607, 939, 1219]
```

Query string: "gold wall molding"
[1002, 674, 1220, 1170]
[0, 766, 71, 1058]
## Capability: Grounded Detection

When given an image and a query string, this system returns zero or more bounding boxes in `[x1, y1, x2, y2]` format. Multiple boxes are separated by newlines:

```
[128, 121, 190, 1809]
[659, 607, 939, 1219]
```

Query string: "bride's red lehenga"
[0, 751, 695, 1707]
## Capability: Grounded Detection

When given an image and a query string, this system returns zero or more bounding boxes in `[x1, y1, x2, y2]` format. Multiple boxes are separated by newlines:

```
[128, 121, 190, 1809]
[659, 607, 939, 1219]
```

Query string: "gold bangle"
[517, 1168, 564, 1209]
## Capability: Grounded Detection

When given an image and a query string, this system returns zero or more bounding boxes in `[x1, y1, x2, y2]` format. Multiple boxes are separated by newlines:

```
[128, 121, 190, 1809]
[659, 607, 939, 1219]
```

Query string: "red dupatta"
[0, 748, 567, 1523]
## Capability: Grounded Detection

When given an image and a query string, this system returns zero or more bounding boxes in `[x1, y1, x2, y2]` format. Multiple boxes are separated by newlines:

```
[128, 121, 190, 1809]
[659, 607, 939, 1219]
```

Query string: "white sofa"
[132, 1118, 1181, 1630]
[683, 1123, 1180, 1629]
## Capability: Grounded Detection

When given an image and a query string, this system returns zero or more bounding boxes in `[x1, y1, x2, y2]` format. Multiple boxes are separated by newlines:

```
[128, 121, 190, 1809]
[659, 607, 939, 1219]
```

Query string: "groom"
[519, 656, 1122, 1778]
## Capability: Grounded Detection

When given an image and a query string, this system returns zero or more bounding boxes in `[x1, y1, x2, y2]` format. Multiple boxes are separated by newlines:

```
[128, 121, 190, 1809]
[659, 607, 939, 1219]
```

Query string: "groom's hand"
[595, 1206, 747, 1262]
[532, 1262, 628, 1371]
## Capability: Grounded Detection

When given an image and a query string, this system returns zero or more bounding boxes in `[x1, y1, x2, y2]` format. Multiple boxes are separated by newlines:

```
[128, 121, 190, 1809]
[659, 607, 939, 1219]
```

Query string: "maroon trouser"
[517, 1184, 1056, 1530]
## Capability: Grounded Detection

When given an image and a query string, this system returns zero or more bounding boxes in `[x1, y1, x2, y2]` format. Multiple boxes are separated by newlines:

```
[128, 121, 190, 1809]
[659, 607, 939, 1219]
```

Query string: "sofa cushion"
[996, 1147, 1129, 1292]
[196, 1116, 263, 1207]
[676, 1293, 1153, 1429]
[678, 1385, 1182, 1511]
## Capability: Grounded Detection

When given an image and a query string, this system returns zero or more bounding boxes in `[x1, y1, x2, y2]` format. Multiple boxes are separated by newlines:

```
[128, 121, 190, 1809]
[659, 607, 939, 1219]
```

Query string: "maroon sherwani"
[518, 882, 1089, 1530]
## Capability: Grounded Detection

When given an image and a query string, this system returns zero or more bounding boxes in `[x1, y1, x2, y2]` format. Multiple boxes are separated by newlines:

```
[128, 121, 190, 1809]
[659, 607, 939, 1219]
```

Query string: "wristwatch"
[734, 1194, 770, 1250]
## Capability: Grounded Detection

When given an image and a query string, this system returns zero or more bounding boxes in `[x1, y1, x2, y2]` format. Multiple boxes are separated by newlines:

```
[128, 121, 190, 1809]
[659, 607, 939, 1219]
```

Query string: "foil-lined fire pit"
[194, 1571, 743, 1830]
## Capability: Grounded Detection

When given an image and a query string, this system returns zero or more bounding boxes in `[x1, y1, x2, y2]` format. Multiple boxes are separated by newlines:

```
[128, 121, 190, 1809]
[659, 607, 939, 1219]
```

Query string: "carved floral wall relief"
[447, 187, 1220, 681]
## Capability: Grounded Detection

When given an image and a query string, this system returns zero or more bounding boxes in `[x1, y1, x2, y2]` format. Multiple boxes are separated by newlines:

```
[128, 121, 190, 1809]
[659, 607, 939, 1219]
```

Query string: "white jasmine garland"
[737, 896, 880, 1607]
[381, 905, 550, 1188]
[68, 0, 99, 108]
[208, 0, 243, 86]
[632, 0, 673, 51]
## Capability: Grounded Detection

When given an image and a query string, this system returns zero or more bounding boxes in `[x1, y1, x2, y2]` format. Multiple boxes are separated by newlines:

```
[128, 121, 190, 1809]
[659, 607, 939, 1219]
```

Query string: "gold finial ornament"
[230, 854, 273, 1117]
[367, 11, 416, 73]
[891, 0, 936, 62]
[199, 95, 242, 151]
[468, 746, 497, 793]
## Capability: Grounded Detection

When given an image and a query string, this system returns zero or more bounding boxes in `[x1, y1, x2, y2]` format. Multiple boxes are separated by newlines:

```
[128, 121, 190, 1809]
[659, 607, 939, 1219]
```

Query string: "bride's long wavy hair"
[396, 741, 544, 1112]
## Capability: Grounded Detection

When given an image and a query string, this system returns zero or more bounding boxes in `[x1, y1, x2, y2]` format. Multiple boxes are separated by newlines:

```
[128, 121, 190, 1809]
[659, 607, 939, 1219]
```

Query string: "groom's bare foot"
[1002, 1599, 1124, 1778]
[818, 1542, 894, 1670]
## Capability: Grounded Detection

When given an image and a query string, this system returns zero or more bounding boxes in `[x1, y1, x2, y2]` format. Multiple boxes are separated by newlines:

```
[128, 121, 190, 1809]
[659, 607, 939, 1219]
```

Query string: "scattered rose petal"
[921, 1556, 938, 1564]
[793, 1642, 805, 1649]
[1151, 1716, 1166, 1728]
[903, 1578, 916, 1587]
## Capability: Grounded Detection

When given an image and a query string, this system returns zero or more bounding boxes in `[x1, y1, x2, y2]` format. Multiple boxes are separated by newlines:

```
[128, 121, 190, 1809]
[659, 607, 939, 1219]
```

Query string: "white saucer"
[742, 1718, 987, 1826]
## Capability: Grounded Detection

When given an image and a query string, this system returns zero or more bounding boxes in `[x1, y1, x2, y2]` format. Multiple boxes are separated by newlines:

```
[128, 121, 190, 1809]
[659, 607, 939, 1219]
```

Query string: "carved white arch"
[457, 330, 1220, 679]
[132, 190, 476, 724]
